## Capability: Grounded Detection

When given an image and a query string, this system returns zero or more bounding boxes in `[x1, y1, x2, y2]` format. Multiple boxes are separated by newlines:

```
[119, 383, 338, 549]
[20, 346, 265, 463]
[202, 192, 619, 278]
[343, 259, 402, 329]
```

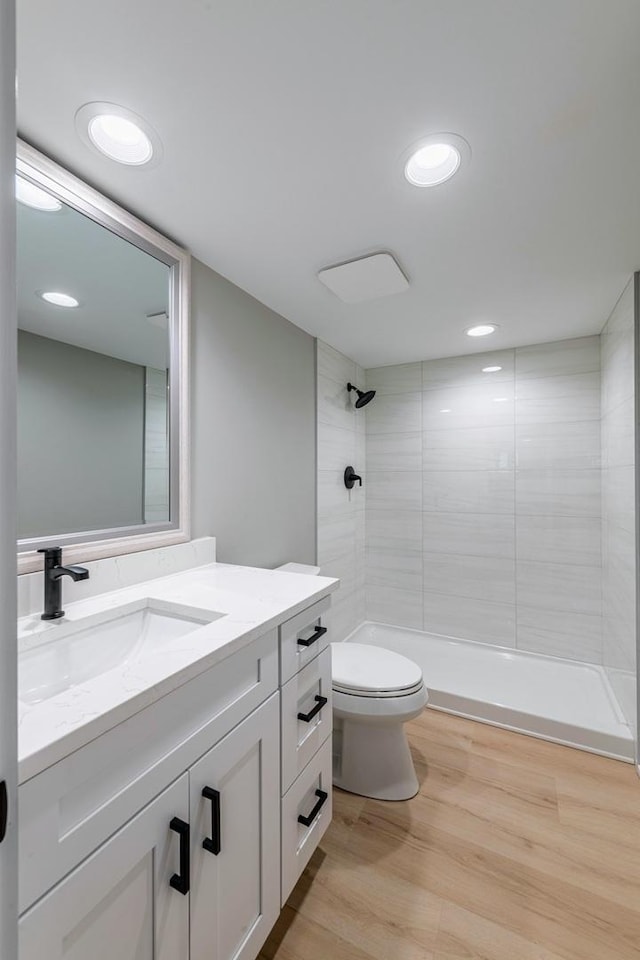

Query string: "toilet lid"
[331, 643, 424, 697]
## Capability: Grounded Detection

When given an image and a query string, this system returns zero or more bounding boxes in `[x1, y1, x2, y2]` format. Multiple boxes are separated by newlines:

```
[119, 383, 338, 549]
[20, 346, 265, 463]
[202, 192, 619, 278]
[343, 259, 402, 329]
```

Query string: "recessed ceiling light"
[440, 408, 452, 413]
[482, 365, 502, 373]
[403, 133, 470, 187]
[75, 102, 162, 167]
[466, 324, 498, 337]
[15, 175, 62, 211]
[40, 291, 79, 308]
[493, 397, 509, 403]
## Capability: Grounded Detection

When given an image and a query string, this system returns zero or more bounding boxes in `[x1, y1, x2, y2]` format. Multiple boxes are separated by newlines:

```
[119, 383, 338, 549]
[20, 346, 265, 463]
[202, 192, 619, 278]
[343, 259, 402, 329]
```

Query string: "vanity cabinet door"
[19, 774, 190, 960]
[190, 693, 280, 960]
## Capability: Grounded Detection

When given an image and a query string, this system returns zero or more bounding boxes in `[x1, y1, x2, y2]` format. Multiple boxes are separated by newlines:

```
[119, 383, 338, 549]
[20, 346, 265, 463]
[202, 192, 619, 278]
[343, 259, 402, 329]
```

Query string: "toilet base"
[333, 716, 420, 801]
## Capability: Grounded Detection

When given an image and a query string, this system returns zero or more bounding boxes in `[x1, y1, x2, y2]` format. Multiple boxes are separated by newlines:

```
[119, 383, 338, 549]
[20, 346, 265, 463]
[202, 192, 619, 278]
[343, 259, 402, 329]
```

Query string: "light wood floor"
[260, 709, 640, 960]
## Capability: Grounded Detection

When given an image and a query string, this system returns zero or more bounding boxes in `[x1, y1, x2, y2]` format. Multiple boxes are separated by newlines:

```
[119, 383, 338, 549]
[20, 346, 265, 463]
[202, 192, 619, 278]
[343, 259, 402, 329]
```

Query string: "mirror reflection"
[17, 175, 171, 540]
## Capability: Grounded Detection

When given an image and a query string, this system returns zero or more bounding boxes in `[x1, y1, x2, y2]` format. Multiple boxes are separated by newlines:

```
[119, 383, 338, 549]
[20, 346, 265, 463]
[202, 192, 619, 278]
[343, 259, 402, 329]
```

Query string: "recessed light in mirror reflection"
[16, 175, 62, 211]
[482, 365, 502, 372]
[440, 408, 452, 413]
[40, 291, 79, 308]
[492, 397, 509, 402]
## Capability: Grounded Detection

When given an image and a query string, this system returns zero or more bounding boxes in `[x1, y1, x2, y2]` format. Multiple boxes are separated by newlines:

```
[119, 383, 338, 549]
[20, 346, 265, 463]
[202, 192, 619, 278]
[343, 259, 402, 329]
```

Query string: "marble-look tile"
[423, 513, 515, 559]
[317, 514, 357, 564]
[423, 384, 514, 430]
[366, 548, 423, 592]
[317, 374, 357, 431]
[515, 469, 600, 517]
[366, 471, 422, 510]
[603, 614, 636, 673]
[516, 560, 601, 616]
[516, 516, 601, 566]
[515, 372, 600, 424]
[422, 470, 514, 515]
[365, 363, 422, 395]
[423, 425, 514, 471]
[601, 396, 634, 468]
[516, 420, 600, 470]
[317, 340, 356, 385]
[601, 280, 634, 415]
[423, 553, 515, 604]
[423, 592, 516, 647]
[515, 336, 600, 380]
[365, 509, 422, 553]
[602, 465, 634, 528]
[317, 422, 355, 472]
[365, 392, 422, 435]
[365, 584, 424, 630]
[422, 350, 515, 390]
[366, 432, 422, 471]
[516, 606, 603, 664]
[318, 470, 358, 518]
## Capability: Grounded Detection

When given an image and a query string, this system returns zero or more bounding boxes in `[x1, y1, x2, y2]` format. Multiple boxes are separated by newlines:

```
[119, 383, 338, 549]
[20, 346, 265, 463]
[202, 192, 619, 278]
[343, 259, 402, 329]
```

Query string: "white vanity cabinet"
[189, 693, 280, 960]
[18, 594, 333, 960]
[20, 774, 190, 960]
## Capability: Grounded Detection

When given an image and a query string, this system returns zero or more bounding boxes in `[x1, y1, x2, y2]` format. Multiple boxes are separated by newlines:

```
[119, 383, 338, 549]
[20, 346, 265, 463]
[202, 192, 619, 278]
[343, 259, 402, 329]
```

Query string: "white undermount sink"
[19, 599, 224, 705]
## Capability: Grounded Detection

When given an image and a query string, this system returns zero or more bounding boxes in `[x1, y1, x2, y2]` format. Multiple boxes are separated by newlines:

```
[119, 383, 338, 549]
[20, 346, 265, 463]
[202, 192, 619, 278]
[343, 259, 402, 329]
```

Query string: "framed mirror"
[16, 140, 190, 573]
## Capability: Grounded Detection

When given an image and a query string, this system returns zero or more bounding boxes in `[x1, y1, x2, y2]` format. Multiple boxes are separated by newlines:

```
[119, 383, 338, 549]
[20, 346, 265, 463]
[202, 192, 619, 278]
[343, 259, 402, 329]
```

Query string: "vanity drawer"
[281, 646, 332, 794]
[281, 737, 332, 907]
[279, 596, 331, 684]
[19, 630, 278, 913]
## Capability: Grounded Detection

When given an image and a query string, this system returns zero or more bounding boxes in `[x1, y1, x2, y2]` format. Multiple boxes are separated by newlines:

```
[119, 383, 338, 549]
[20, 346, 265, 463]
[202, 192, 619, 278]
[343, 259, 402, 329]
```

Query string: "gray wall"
[191, 258, 316, 568]
[0, 0, 18, 952]
[17, 331, 145, 538]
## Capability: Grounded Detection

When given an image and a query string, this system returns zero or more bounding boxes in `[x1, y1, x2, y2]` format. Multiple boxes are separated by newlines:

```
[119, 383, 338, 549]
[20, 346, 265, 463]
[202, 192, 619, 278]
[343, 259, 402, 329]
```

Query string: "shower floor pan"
[344, 621, 634, 761]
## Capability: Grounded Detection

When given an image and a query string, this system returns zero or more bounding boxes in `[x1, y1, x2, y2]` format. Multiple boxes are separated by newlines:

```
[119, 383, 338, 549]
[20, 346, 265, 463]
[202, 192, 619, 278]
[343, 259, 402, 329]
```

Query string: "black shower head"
[347, 382, 376, 408]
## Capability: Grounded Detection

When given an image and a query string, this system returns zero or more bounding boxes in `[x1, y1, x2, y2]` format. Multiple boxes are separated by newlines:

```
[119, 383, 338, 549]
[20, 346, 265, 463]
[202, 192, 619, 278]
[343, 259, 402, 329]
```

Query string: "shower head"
[347, 382, 376, 409]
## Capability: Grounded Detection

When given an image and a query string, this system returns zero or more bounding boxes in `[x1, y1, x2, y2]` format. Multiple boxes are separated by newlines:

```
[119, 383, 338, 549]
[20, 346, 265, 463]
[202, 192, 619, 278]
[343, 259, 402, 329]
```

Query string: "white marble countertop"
[18, 562, 338, 783]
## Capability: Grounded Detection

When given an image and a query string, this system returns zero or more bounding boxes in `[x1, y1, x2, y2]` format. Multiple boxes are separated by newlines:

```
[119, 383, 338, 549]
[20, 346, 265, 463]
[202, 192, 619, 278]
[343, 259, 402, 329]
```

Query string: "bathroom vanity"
[17, 560, 337, 960]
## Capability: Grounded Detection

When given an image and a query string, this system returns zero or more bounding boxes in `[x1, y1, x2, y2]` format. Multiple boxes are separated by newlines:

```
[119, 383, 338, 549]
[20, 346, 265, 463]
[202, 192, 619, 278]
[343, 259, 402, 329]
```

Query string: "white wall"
[364, 336, 603, 662]
[601, 278, 637, 741]
[317, 341, 365, 641]
[191, 258, 316, 569]
[0, 0, 18, 952]
[17, 331, 146, 538]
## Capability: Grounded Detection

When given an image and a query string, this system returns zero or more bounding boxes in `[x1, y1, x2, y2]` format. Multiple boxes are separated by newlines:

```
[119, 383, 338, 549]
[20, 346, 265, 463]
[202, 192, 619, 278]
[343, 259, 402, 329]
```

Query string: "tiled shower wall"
[364, 336, 604, 662]
[601, 278, 637, 738]
[317, 341, 366, 641]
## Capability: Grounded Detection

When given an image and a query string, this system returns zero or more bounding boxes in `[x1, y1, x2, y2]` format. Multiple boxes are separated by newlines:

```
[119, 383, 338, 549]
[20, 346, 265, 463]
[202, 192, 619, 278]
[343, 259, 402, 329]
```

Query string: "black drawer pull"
[297, 625, 327, 648]
[298, 789, 329, 827]
[0, 780, 7, 843]
[202, 786, 221, 855]
[297, 695, 328, 723]
[169, 817, 190, 895]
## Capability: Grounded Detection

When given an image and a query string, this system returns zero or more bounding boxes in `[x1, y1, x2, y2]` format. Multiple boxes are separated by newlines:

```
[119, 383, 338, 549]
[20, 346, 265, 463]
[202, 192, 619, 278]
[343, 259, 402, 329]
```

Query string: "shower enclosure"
[316, 275, 639, 768]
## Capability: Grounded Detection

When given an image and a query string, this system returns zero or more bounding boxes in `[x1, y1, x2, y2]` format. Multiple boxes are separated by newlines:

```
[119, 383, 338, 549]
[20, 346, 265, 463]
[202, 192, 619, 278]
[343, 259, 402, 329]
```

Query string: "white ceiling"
[16, 0, 640, 368]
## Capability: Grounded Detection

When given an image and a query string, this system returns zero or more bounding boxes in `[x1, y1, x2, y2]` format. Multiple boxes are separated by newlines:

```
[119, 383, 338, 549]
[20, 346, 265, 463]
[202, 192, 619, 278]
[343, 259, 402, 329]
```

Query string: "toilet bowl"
[331, 642, 428, 801]
[273, 564, 428, 801]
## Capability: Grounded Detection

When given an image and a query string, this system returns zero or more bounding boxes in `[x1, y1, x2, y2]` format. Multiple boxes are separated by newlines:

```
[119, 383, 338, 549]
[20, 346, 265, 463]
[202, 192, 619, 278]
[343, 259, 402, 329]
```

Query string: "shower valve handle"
[344, 466, 362, 489]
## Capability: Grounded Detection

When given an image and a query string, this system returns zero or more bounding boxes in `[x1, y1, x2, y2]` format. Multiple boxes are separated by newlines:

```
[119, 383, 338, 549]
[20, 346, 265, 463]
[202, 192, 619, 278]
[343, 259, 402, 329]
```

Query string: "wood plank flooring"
[260, 709, 640, 960]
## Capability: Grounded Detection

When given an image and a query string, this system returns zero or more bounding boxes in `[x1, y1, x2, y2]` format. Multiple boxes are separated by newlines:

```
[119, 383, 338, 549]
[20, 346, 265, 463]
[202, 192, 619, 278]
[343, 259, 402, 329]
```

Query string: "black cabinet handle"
[297, 695, 328, 723]
[298, 789, 329, 827]
[169, 817, 190, 895]
[0, 780, 7, 844]
[297, 625, 327, 647]
[202, 786, 221, 855]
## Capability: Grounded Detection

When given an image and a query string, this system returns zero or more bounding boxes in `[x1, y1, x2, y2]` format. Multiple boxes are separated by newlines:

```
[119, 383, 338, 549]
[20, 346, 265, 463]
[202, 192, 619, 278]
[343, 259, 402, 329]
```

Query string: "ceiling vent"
[317, 252, 409, 304]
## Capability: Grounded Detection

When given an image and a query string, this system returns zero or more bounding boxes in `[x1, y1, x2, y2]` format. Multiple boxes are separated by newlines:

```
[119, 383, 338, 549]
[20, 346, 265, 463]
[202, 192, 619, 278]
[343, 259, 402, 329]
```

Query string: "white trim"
[16, 140, 191, 574]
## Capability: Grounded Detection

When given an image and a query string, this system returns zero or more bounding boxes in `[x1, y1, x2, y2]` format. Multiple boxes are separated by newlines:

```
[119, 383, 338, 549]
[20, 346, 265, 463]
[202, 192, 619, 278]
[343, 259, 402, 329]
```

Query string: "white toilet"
[331, 642, 428, 801]
[275, 563, 428, 801]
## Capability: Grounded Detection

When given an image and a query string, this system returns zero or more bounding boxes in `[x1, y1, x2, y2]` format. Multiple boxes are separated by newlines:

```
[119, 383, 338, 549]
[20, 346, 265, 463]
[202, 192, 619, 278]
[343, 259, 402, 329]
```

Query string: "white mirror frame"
[17, 140, 190, 574]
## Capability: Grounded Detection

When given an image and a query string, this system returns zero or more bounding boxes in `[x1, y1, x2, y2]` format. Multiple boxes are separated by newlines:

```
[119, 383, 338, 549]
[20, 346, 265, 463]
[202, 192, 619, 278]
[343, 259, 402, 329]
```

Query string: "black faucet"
[38, 547, 90, 620]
